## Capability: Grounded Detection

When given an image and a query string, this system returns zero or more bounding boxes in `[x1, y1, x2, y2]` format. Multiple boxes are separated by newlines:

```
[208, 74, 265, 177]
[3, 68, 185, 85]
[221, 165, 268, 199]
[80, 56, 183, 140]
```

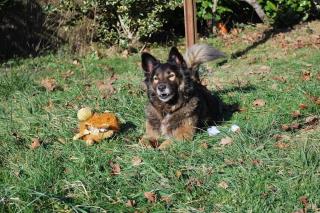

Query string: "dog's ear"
[141, 52, 158, 77]
[168, 47, 186, 66]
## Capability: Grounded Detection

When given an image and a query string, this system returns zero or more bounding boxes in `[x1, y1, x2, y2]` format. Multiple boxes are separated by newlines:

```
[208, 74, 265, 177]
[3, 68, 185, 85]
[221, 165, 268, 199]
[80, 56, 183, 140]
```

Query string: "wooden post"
[184, 0, 197, 48]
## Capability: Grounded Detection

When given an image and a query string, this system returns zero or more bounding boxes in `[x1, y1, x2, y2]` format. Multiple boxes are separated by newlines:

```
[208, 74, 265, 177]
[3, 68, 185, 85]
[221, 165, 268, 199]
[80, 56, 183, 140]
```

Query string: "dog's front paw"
[139, 136, 160, 149]
[158, 139, 173, 150]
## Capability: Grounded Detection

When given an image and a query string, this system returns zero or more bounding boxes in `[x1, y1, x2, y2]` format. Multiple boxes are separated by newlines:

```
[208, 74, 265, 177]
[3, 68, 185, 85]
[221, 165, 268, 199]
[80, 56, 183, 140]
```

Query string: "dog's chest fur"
[160, 113, 172, 136]
[146, 96, 199, 137]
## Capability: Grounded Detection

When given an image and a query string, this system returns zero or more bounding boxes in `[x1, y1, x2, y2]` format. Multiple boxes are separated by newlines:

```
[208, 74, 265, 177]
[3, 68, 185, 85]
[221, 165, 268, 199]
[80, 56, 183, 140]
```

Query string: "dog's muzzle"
[156, 83, 173, 102]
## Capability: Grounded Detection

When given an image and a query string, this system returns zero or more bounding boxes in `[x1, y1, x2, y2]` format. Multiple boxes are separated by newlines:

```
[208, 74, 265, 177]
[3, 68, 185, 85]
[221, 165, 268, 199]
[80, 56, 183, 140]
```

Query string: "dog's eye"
[153, 75, 159, 82]
[168, 72, 175, 81]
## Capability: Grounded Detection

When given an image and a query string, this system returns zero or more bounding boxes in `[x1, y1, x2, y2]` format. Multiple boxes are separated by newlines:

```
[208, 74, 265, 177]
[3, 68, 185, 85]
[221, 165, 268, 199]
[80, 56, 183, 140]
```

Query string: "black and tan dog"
[141, 44, 225, 148]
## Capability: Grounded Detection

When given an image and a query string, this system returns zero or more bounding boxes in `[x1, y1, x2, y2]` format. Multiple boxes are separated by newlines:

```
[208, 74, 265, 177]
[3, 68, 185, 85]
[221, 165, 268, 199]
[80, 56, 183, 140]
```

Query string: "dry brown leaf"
[317, 72, 320, 81]
[200, 142, 209, 149]
[292, 110, 301, 118]
[160, 195, 172, 204]
[131, 156, 142, 166]
[218, 181, 229, 189]
[96, 73, 117, 99]
[175, 170, 182, 178]
[299, 195, 308, 207]
[186, 178, 202, 191]
[305, 116, 319, 126]
[30, 138, 41, 149]
[219, 137, 233, 146]
[144, 192, 156, 203]
[72, 59, 80, 65]
[121, 50, 129, 58]
[292, 209, 304, 213]
[299, 103, 308, 110]
[301, 70, 312, 81]
[125, 199, 136, 207]
[252, 159, 262, 166]
[274, 141, 289, 149]
[253, 99, 266, 107]
[40, 78, 58, 91]
[273, 134, 291, 142]
[61, 70, 75, 79]
[272, 76, 287, 83]
[44, 100, 54, 112]
[109, 161, 121, 175]
[258, 65, 271, 73]
[224, 159, 237, 166]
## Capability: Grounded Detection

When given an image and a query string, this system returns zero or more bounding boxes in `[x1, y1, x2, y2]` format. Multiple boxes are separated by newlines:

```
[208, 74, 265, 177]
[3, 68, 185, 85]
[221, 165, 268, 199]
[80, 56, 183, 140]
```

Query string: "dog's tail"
[184, 44, 225, 70]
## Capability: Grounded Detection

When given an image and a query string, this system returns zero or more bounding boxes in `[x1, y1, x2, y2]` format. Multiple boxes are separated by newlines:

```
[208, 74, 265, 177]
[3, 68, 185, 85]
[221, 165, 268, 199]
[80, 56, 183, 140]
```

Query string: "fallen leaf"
[160, 195, 172, 204]
[125, 199, 136, 207]
[317, 72, 320, 81]
[252, 159, 262, 166]
[281, 124, 290, 131]
[271, 83, 278, 90]
[224, 159, 237, 166]
[221, 64, 231, 69]
[40, 78, 58, 91]
[144, 192, 156, 203]
[175, 170, 182, 178]
[305, 116, 319, 126]
[218, 181, 229, 189]
[299, 196, 308, 207]
[72, 59, 80, 65]
[258, 65, 271, 73]
[200, 142, 209, 149]
[301, 70, 312, 81]
[43, 99, 54, 112]
[291, 123, 301, 130]
[274, 141, 289, 149]
[292, 110, 301, 118]
[292, 209, 304, 213]
[299, 103, 308, 110]
[30, 138, 41, 149]
[307, 95, 320, 106]
[121, 50, 129, 58]
[186, 177, 203, 191]
[61, 70, 74, 79]
[253, 99, 266, 107]
[273, 134, 291, 142]
[96, 73, 117, 99]
[109, 161, 121, 175]
[219, 137, 233, 146]
[272, 76, 287, 83]
[131, 156, 142, 166]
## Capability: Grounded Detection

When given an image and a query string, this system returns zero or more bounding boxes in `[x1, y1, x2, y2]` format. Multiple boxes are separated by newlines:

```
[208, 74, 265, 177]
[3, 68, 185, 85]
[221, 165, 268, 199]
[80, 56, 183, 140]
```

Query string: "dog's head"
[141, 47, 193, 104]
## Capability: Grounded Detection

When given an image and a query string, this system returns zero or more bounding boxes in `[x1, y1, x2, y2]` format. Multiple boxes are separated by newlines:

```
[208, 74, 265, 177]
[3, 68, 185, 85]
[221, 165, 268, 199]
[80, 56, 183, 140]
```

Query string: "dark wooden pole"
[184, 0, 197, 48]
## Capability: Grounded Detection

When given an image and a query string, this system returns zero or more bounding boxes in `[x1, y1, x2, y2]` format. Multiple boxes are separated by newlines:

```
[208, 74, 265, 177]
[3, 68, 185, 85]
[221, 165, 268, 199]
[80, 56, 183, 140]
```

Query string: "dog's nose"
[157, 83, 167, 92]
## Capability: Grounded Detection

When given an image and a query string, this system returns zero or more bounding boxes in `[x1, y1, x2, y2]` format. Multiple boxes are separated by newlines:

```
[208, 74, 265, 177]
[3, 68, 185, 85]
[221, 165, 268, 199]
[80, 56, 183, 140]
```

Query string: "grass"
[1, 21, 320, 212]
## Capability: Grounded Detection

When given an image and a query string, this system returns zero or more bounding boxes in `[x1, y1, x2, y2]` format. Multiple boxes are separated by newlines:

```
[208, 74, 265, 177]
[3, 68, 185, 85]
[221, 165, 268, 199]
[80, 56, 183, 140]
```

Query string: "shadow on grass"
[214, 85, 256, 122]
[217, 27, 295, 66]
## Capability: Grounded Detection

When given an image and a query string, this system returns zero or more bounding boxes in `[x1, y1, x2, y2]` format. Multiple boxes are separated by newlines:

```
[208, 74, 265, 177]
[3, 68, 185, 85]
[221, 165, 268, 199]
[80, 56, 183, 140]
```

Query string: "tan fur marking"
[145, 120, 160, 140]
[172, 118, 196, 140]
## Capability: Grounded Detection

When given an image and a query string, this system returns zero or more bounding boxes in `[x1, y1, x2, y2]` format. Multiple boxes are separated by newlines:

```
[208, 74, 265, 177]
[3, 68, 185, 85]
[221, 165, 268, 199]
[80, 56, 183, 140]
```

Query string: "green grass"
[1, 23, 320, 212]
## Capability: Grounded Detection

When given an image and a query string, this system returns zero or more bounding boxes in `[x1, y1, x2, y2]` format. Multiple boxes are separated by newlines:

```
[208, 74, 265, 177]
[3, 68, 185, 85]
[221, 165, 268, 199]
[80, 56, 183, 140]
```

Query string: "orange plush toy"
[73, 107, 120, 145]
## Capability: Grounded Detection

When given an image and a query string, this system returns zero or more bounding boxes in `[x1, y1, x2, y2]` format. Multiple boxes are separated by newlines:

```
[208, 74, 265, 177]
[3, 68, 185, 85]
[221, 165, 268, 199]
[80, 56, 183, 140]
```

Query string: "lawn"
[0, 21, 319, 212]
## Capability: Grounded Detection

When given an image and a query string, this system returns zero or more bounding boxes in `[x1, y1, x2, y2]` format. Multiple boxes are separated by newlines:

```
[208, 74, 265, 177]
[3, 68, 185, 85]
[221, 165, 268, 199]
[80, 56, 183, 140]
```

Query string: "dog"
[141, 44, 225, 147]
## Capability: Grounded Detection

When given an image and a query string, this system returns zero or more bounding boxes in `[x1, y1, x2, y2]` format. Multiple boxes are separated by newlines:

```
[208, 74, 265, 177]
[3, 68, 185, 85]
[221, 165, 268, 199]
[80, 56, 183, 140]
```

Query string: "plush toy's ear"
[168, 46, 186, 66]
[77, 107, 93, 121]
[141, 53, 158, 77]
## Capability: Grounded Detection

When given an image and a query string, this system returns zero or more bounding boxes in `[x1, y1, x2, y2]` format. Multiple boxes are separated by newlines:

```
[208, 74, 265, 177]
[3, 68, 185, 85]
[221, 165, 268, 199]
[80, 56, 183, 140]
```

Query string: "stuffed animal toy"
[73, 107, 120, 145]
